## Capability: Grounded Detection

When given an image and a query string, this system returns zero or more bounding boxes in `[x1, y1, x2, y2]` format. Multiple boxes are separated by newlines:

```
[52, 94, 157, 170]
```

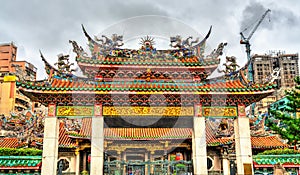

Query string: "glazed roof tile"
[104, 128, 192, 140]
[207, 138, 233, 146]
[251, 136, 288, 149]
[253, 154, 300, 166]
[78, 118, 92, 137]
[79, 25, 217, 68]
[0, 138, 19, 148]
[17, 77, 276, 94]
[75, 119, 285, 148]
[76, 56, 220, 67]
[205, 120, 235, 146]
[58, 122, 77, 148]
[26, 123, 76, 148]
[76, 118, 192, 140]
[0, 156, 42, 169]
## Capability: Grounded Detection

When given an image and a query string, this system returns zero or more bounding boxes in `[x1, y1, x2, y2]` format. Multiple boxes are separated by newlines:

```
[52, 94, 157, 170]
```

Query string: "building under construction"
[252, 51, 299, 113]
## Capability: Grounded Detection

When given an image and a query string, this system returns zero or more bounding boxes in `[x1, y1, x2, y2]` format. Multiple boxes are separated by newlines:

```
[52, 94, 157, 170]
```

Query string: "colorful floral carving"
[202, 107, 237, 117]
[102, 106, 194, 116]
[56, 106, 94, 116]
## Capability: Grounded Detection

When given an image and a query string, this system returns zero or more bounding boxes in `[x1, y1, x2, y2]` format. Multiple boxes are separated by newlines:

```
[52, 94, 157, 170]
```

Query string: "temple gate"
[17, 25, 276, 175]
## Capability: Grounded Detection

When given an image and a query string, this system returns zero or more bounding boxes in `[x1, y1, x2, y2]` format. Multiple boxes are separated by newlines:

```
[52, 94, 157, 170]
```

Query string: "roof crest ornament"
[40, 51, 75, 81]
[169, 35, 199, 49]
[94, 34, 124, 50]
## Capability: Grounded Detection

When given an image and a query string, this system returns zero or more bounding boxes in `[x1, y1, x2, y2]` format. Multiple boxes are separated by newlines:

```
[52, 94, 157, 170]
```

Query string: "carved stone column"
[145, 151, 149, 175]
[123, 151, 127, 175]
[41, 104, 59, 175]
[75, 150, 80, 175]
[150, 151, 154, 175]
[222, 157, 230, 175]
[192, 104, 208, 175]
[234, 105, 253, 175]
[83, 151, 87, 171]
[90, 113, 104, 175]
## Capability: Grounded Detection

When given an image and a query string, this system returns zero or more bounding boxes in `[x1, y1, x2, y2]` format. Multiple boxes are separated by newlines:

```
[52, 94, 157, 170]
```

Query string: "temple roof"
[66, 118, 286, 148]
[75, 118, 192, 140]
[17, 77, 276, 95]
[58, 122, 77, 148]
[38, 25, 227, 80]
[253, 154, 300, 167]
[0, 138, 19, 148]
[15, 25, 278, 103]
[0, 123, 76, 149]
[77, 25, 219, 68]
[251, 136, 288, 149]
[0, 119, 287, 149]
[76, 56, 219, 67]
[0, 156, 42, 170]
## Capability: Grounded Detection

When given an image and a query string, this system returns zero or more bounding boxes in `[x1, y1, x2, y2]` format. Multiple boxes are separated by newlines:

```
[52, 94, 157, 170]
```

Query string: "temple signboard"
[102, 106, 194, 117]
[56, 106, 94, 117]
[202, 106, 237, 117]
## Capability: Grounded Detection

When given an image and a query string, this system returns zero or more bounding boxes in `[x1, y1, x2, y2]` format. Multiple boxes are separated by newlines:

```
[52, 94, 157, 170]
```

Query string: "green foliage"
[170, 155, 176, 161]
[258, 148, 300, 155]
[176, 163, 186, 168]
[81, 170, 89, 175]
[268, 76, 300, 146]
[0, 148, 42, 156]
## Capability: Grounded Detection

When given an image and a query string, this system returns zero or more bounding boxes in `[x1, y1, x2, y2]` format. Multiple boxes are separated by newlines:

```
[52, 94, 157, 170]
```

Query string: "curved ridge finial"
[81, 24, 93, 41]
[204, 25, 212, 40]
[193, 25, 212, 48]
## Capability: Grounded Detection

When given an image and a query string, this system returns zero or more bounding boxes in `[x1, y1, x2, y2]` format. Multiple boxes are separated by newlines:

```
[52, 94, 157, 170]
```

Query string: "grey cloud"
[272, 8, 300, 27]
[0, 0, 169, 79]
[240, 1, 300, 36]
[240, 1, 271, 35]
[0, 0, 299, 79]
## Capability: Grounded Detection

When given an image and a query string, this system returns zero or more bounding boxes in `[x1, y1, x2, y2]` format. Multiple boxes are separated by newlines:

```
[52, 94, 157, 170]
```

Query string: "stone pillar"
[75, 150, 80, 175]
[83, 152, 87, 171]
[70, 154, 76, 173]
[150, 151, 154, 175]
[90, 115, 104, 175]
[41, 112, 59, 175]
[222, 158, 230, 175]
[193, 116, 207, 175]
[145, 151, 149, 175]
[234, 105, 253, 175]
[117, 151, 121, 161]
[123, 151, 127, 175]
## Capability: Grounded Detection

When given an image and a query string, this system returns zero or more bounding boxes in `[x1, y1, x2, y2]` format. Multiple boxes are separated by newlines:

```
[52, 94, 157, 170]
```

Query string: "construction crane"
[240, 9, 271, 116]
[240, 9, 271, 82]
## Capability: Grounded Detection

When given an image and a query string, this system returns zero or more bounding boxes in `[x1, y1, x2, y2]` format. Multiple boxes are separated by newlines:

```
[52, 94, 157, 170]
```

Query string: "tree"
[269, 76, 300, 149]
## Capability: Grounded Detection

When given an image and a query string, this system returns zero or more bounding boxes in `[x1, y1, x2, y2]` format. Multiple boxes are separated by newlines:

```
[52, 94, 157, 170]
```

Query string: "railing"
[104, 160, 193, 175]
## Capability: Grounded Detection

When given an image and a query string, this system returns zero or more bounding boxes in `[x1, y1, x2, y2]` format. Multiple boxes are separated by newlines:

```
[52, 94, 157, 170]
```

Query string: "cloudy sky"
[1, 0, 299, 79]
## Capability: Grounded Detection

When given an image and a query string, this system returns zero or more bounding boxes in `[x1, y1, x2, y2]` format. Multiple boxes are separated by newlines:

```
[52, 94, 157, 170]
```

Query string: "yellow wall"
[0, 76, 16, 116]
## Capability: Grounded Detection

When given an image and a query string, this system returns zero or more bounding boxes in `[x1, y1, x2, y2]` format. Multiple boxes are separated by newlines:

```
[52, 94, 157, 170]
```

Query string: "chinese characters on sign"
[56, 106, 94, 117]
[54, 106, 238, 117]
[202, 107, 237, 117]
[102, 106, 194, 116]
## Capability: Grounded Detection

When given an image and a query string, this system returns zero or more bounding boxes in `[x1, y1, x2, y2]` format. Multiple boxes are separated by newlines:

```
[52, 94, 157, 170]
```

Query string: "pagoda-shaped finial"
[140, 35, 155, 51]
